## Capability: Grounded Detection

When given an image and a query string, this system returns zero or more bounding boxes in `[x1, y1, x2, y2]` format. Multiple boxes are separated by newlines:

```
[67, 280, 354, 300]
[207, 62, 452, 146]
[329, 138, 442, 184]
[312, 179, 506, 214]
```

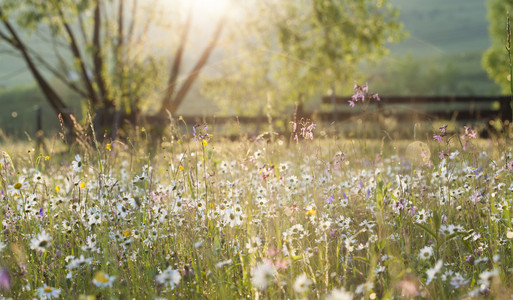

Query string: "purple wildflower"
[192, 123, 210, 141]
[0, 268, 10, 291]
[349, 82, 380, 107]
[433, 124, 448, 143]
[326, 195, 335, 204]
[440, 124, 448, 134]
[460, 126, 477, 151]
[392, 199, 405, 213]
[290, 118, 316, 144]
[362, 83, 369, 93]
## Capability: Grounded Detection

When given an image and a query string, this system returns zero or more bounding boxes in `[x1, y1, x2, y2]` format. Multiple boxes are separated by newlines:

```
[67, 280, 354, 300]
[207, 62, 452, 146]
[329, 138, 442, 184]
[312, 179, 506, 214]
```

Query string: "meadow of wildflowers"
[0, 113, 512, 299]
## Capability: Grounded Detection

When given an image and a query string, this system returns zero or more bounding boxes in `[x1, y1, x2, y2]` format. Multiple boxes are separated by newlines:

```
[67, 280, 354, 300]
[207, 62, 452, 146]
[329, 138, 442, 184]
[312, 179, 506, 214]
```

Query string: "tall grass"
[0, 118, 511, 299]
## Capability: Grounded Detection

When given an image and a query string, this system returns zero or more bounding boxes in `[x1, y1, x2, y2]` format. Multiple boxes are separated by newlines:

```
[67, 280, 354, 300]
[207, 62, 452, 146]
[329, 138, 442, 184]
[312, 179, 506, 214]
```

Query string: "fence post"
[500, 97, 513, 123]
[36, 106, 42, 135]
[255, 106, 263, 136]
[330, 87, 337, 122]
[35, 106, 47, 153]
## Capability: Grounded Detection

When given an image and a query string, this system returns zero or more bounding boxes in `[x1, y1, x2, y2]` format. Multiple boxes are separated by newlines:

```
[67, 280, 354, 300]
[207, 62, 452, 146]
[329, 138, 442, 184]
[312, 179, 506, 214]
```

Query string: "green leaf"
[415, 222, 437, 242]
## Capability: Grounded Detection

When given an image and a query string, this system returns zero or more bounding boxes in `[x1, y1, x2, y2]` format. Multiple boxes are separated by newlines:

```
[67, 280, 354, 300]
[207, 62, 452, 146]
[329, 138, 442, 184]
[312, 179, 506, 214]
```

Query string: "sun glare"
[159, 0, 232, 20]
[190, 0, 231, 18]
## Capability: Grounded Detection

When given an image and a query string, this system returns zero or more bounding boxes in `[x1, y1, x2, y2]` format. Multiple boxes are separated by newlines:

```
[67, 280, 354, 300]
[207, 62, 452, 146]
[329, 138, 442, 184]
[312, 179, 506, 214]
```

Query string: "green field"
[0, 120, 512, 298]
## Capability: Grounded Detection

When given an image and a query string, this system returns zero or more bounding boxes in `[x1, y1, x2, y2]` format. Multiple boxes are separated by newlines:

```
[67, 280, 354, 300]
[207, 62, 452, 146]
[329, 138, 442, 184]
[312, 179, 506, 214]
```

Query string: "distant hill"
[364, 0, 501, 96]
[389, 0, 490, 55]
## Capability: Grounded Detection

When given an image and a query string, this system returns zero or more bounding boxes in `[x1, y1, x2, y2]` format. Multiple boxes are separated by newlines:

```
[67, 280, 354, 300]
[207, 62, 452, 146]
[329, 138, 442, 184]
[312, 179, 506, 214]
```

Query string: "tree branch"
[115, 0, 126, 109]
[77, 10, 90, 45]
[53, 1, 100, 106]
[159, 8, 192, 114]
[92, 0, 110, 107]
[162, 16, 227, 114]
[28, 47, 89, 98]
[0, 10, 75, 131]
[126, 0, 138, 47]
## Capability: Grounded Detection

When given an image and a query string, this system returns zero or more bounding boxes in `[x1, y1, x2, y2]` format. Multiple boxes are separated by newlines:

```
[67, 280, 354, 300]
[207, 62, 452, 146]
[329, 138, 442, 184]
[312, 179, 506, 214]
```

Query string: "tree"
[0, 0, 225, 138]
[203, 0, 404, 114]
[483, 0, 513, 94]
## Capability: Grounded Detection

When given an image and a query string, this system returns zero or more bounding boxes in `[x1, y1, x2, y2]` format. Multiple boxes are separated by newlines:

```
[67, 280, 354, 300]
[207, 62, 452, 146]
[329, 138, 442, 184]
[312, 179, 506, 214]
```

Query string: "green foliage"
[203, 0, 405, 114]
[483, 0, 513, 94]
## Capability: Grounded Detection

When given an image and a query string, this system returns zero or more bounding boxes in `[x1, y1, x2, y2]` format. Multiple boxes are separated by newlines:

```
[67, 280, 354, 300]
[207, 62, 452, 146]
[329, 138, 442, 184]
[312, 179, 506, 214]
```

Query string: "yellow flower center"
[94, 271, 110, 283]
[14, 182, 22, 189]
[44, 287, 53, 293]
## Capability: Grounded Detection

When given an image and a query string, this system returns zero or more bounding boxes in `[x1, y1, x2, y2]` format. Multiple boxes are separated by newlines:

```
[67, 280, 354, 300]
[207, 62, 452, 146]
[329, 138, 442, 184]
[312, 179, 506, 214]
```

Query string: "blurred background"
[0, 0, 508, 139]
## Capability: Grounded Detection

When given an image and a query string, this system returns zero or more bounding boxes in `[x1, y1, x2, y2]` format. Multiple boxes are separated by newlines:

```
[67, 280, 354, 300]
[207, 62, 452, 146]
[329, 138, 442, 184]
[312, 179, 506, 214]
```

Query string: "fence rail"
[30, 95, 513, 141]
[143, 95, 512, 125]
[321, 95, 513, 123]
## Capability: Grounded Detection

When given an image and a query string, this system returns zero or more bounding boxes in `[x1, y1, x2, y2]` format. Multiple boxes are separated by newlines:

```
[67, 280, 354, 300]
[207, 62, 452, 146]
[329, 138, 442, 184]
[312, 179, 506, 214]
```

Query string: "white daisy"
[326, 287, 353, 300]
[250, 262, 276, 290]
[92, 271, 116, 288]
[293, 273, 312, 294]
[426, 260, 443, 284]
[36, 285, 61, 299]
[0, 241, 6, 253]
[246, 237, 262, 253]
[156, 267, 181, 289]
[72, 154, 82, 172]
[419, 246, 433, 260]
[30, 231, 52, 252]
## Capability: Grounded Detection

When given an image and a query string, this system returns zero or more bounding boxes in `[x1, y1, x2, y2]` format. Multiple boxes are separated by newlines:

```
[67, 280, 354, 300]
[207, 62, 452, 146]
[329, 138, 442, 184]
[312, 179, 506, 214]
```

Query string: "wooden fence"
[140, 95, 512, 127]
[321, 95, 513, 123]
[32, 95, 513, 140]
